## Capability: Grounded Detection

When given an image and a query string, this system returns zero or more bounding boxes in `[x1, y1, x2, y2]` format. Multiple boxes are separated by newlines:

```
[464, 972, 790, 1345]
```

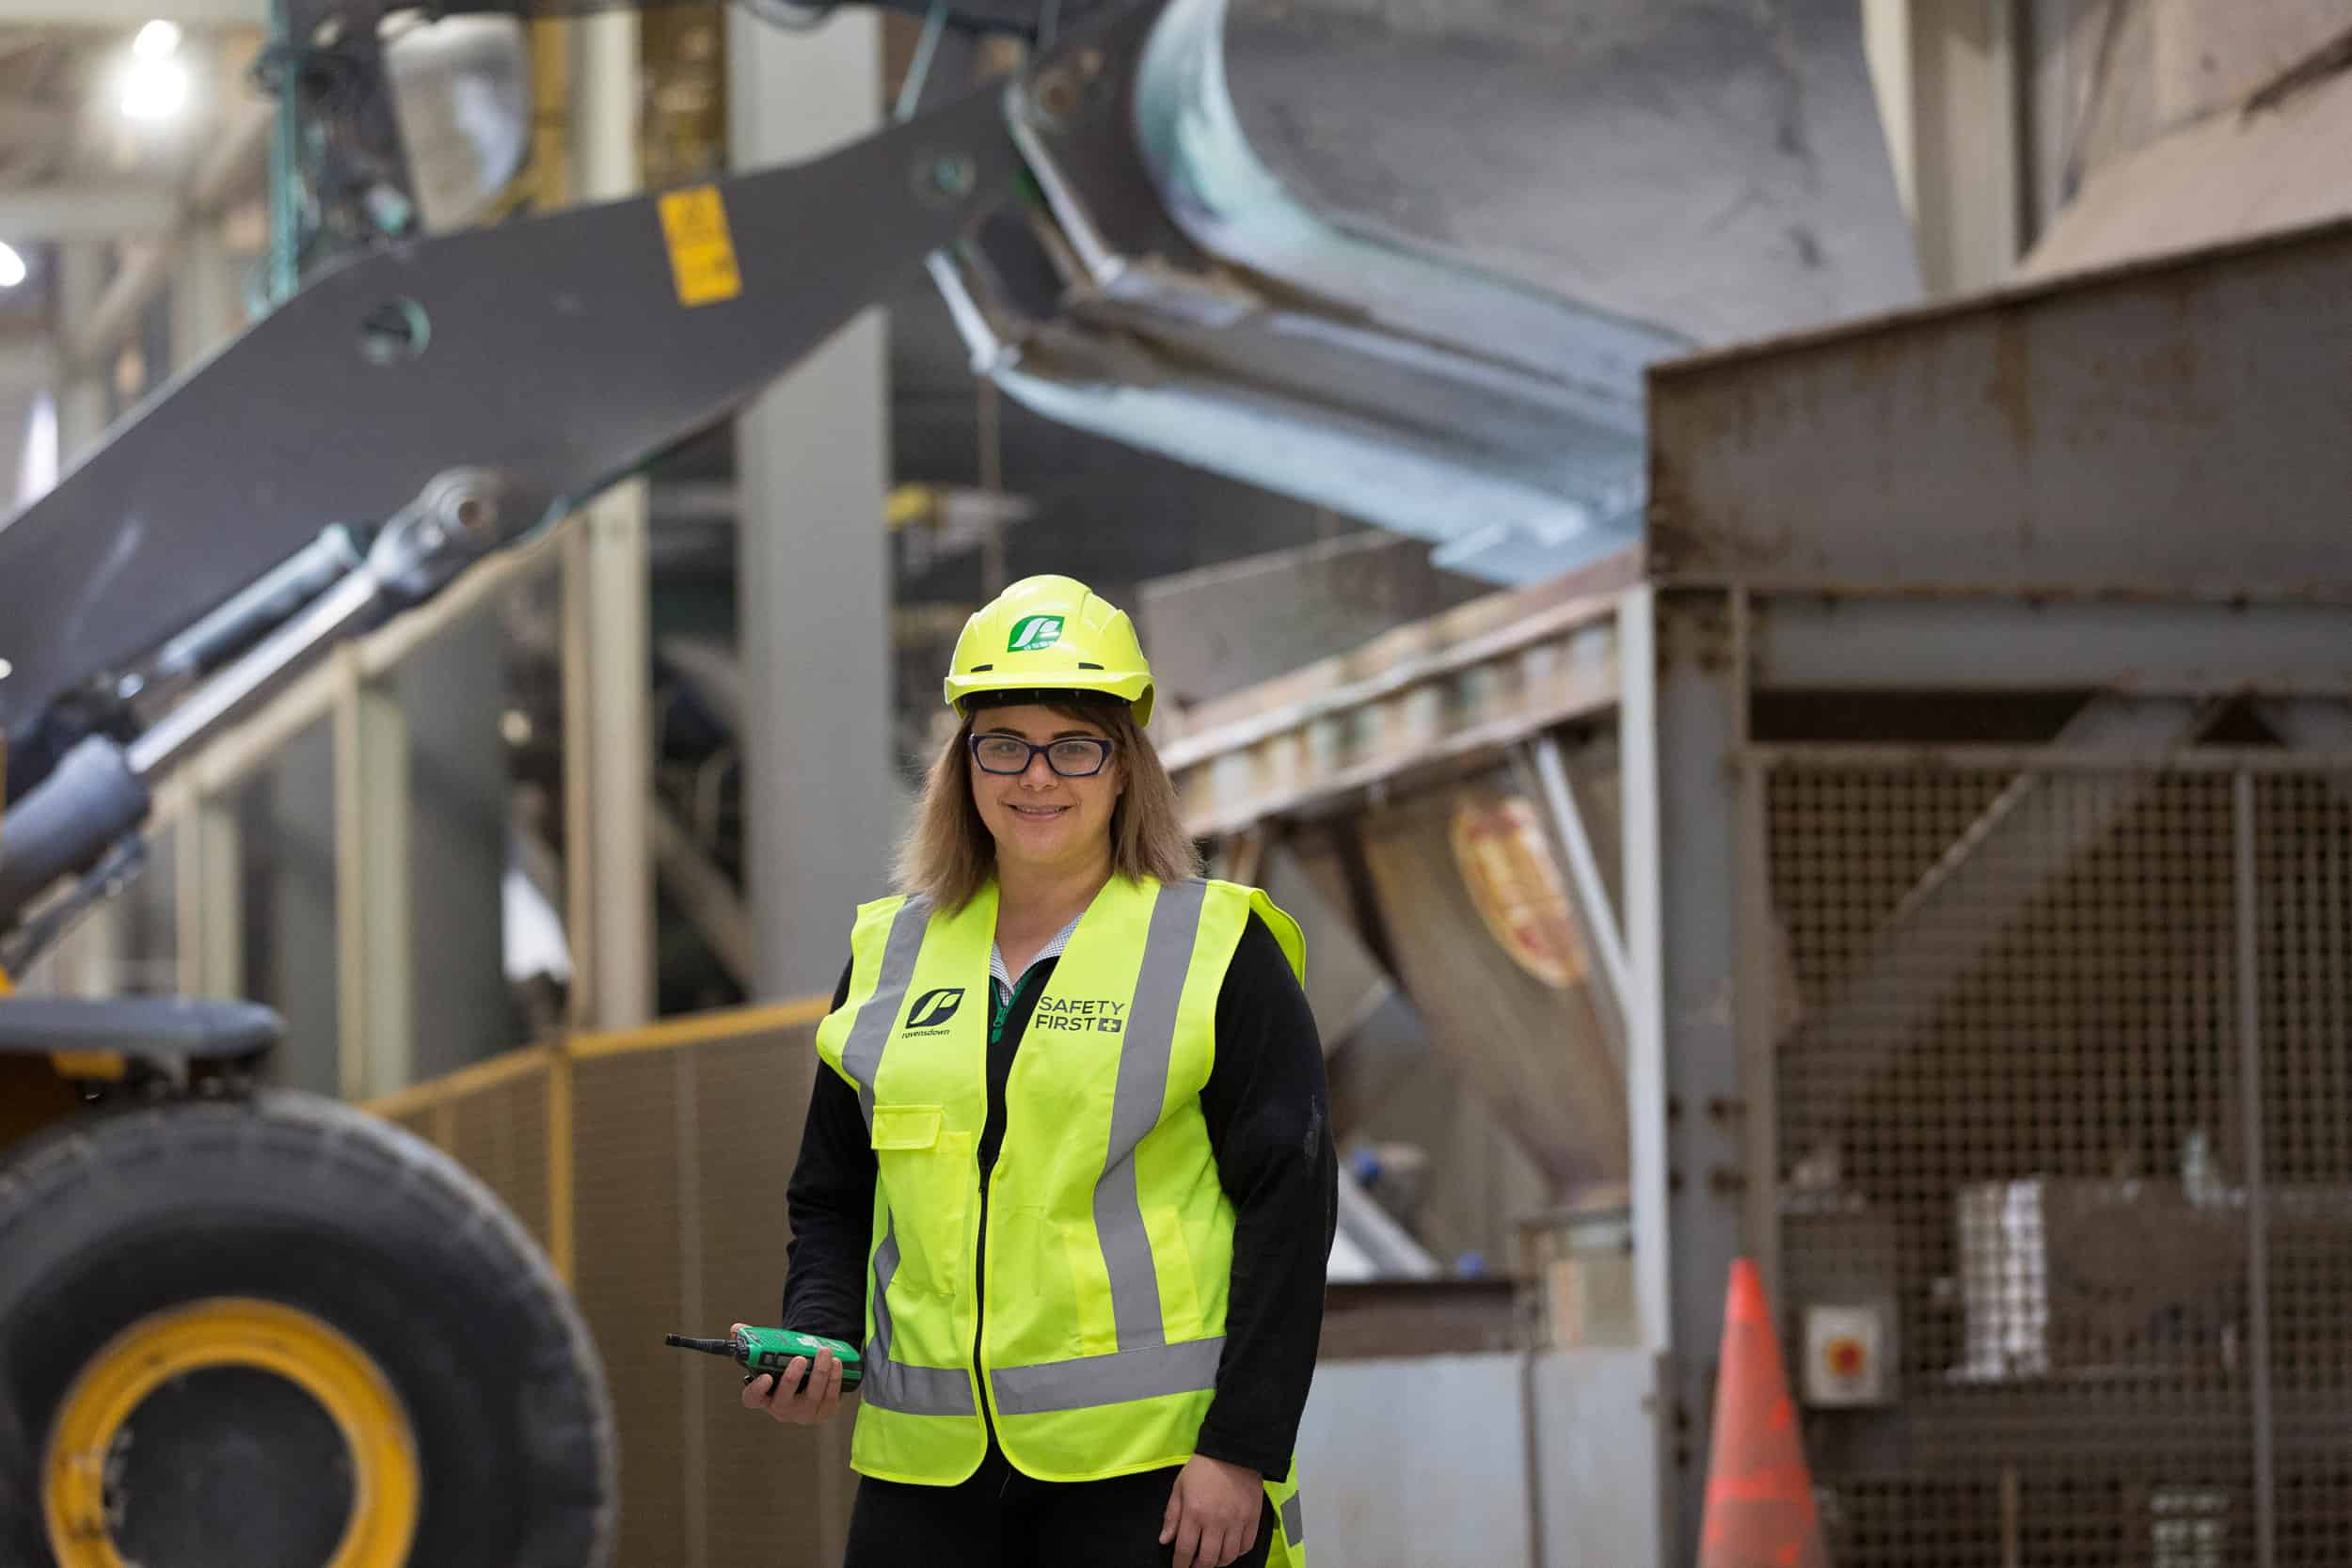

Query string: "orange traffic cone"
[1697, 1259, 1829, 1568]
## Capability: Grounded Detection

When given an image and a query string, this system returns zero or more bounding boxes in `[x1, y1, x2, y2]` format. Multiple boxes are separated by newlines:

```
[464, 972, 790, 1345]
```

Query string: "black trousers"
[843, 1446, 1276, 1568]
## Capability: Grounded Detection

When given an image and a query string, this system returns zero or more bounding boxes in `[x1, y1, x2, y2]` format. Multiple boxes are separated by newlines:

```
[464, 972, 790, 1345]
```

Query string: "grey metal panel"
[1645, 216, 2352, 596]
[1755, 597, 2352, 693]
[1531, 1351, 1668, 1568]
[1291, 1349, 1668, 1568]
[1293, 1354, 1536, 1567]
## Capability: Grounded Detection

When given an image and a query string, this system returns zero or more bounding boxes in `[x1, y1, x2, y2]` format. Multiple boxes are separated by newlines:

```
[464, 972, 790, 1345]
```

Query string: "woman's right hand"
[734, 1322, 846, 1426]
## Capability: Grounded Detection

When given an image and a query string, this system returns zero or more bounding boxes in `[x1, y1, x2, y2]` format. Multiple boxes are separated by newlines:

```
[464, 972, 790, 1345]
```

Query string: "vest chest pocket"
[870, 1105, 975, 1300]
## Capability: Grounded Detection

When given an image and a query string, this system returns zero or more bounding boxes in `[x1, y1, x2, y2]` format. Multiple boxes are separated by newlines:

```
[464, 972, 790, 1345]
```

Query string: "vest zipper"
[989, 974, 1020, 1046]
[972, 967, 1032, 1449]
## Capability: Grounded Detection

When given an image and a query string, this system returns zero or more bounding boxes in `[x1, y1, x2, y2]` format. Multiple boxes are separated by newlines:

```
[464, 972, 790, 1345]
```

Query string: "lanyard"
[990, 972, 1029, 1046]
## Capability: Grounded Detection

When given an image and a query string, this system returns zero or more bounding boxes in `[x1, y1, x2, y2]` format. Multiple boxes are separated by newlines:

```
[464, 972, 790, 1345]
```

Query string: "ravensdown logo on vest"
[903, 988, 965, 1035]
[1032, 997, 1125, 1035]
[1007, 614, 1064, 652]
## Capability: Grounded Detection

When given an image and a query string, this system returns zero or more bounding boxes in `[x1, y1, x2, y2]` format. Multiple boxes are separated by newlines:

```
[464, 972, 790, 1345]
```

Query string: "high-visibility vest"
[815, 874, 1311, 1564]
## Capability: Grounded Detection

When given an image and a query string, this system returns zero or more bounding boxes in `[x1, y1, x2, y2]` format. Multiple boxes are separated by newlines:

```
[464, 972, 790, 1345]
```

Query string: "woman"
[740, 575, 1334, 1568]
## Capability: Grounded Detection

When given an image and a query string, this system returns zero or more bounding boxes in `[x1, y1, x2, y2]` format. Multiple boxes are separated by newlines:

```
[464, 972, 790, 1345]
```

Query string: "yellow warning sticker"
[658, 185, 742, 308]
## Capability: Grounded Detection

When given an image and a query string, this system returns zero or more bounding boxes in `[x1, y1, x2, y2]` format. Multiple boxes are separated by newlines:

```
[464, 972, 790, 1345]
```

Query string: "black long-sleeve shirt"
[781, 912, 1336, 1478]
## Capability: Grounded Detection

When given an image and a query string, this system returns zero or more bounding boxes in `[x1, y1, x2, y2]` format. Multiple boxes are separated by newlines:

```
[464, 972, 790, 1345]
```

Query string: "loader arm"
[0, 1, 1112, 947]
[0, 50, 1029, 771]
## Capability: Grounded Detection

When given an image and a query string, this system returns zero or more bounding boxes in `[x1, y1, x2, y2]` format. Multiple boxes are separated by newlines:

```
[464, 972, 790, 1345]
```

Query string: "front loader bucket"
[932, 0, 1921, 586]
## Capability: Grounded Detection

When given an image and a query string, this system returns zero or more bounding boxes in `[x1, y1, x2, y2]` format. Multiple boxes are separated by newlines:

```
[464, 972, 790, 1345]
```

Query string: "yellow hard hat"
[944, 575, 1156, 726]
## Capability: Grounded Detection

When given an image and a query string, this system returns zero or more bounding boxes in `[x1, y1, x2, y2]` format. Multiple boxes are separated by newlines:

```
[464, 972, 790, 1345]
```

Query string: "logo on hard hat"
[1008, 615, 1065, 653]
[905, 988, 965, 1030]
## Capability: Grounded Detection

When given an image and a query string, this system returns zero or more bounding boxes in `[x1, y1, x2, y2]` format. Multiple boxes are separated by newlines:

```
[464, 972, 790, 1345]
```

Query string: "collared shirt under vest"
[814, 873, 1310, 1558]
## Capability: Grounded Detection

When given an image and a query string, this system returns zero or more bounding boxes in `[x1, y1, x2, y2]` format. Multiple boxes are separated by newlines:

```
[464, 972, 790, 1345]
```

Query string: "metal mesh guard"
[1768, 763, 2351, 1568]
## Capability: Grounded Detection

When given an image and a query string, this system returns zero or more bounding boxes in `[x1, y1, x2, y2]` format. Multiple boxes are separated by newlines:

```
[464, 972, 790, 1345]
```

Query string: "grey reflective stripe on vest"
[989, 1334, 1225, 1415]
[845, 895, 974, 1417]
[864, 1220, 977, 1417]
[1280, 1491, 1304, 1545]
[840, 895, 931, 1129]
[1093, 878, 1210, 1353]
[867, 1354, 976, 1417]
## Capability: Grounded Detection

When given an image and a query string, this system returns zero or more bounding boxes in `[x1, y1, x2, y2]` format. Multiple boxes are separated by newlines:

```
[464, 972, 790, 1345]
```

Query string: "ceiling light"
[0, 243, 24, 289]
[133, 19, 183, 59]
[121, 54, 190, 121]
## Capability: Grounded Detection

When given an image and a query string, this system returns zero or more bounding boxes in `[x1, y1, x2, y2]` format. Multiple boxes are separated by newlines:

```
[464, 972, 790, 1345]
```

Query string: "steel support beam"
[1625, 587, 1752, 1563]
[560, 10, 655, 1031]
[169, 219, 243, 375]
[54, 244, 108, 470]
[0, 342, 57, 395]
[1618, 587, 1669, 1364]
[2259, 700, 2352, 814]
[0, 185, 181, 241]
[162, 216, 251, 1007]
[0, 0, 263, 20]
[34, 245, 124, 996]
[173, 793, 244, 998]
[332, 649, 411, 1099]
[63, 100, 268, 380]
[650, 800, 754, 990]
[2258, 698, 2352, 753]
[1518, 734, 1630, 1073]
[728, 3, 894, 1006]
[2233, 770, 2279, 1568]
[1754, 595, 2352, 693]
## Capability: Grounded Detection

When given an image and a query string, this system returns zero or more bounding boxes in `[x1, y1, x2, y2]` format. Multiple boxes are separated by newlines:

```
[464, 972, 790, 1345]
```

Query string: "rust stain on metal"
[1988, 311, 2035, 452]
[1646, 364, 1811, 578]
[1988, 311, 2036, 551]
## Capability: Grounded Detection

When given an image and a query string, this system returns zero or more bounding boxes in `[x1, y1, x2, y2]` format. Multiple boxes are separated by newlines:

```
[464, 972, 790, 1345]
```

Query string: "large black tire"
[0, 1089, 616, 1568]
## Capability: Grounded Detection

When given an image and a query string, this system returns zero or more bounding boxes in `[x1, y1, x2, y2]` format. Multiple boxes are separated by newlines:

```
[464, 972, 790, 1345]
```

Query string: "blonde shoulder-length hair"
[896, 691, 1200, 912]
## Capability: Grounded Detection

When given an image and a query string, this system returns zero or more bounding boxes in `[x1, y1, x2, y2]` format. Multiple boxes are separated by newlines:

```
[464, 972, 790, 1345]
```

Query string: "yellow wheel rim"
[42, 1297, 420, 1568]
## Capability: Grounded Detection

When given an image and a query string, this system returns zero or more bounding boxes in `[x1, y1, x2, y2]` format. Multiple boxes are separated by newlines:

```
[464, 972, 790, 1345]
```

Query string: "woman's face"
[968, 704, 1124, 877]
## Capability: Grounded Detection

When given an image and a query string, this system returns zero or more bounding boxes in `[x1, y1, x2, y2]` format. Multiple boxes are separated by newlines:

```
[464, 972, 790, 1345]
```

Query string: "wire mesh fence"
[1765, 757, 2352, 1568]
[369, 1003, 853, 1568]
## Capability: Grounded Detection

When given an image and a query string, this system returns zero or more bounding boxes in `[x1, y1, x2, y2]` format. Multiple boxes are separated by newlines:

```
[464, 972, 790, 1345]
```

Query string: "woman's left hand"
[1161, 1453, 1263, 1568]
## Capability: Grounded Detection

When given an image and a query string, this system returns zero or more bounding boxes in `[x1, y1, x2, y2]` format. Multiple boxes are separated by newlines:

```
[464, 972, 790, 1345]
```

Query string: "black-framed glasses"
[970, 733, 1115, 777]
